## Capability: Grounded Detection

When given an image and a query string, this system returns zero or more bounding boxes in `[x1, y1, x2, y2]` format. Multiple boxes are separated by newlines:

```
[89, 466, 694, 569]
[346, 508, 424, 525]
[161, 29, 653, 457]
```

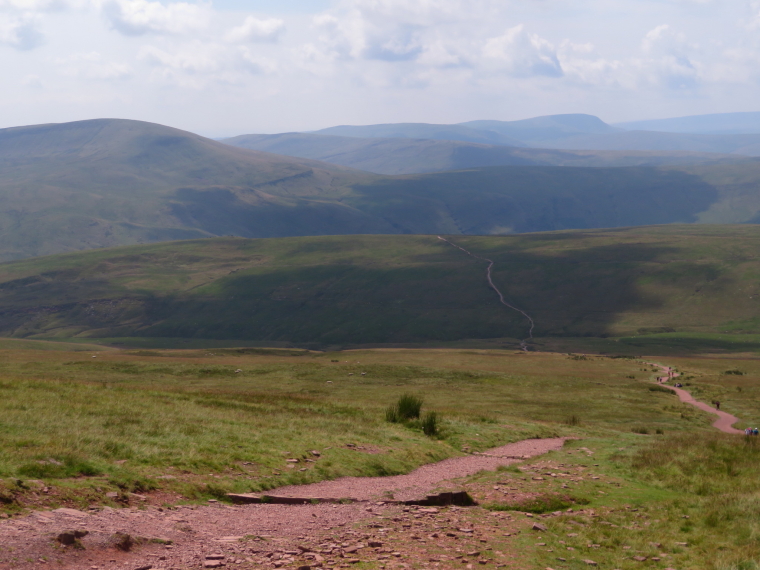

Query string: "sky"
[1, 0, 760, 137]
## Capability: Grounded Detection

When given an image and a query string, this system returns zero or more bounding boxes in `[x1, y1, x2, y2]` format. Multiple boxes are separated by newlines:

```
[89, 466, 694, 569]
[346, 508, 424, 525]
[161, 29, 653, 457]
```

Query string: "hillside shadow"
[129, 235, 733, 347]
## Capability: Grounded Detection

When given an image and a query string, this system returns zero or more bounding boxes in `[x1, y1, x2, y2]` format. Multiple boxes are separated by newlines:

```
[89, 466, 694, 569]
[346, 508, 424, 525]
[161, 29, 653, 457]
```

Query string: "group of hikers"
[745, 427, 759, 436]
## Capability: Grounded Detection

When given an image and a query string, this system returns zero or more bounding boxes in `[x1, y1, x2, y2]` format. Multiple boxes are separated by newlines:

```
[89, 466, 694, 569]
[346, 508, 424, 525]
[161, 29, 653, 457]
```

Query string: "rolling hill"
[312, 122, 525, 146]
[307, 114, 760, 155]
[615, 112, 760, 135]
[0, 118, 386, 261]
[222, 132, 748, 175]
[3, 226, 760, 346]
[4, 118, 760, 262]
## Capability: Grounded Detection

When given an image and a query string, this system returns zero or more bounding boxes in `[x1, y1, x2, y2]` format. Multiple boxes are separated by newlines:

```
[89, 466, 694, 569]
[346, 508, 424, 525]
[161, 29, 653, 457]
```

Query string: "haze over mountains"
[223, 112, 760, 175]
[1, 112, 760, 263]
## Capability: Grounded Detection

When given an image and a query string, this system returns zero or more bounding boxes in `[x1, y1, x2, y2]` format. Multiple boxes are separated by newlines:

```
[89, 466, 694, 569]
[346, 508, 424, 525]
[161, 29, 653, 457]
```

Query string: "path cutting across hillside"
[272, 437, 566, 501]
[437, 236, 535, 350]
[649, 362, 743, 434]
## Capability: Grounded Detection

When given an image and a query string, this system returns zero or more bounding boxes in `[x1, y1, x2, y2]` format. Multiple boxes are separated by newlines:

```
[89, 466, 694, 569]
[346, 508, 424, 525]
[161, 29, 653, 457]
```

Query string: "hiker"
[754, 428, 759, 436]
[716, 401, 720, 410]
[746, 428, 752, 436]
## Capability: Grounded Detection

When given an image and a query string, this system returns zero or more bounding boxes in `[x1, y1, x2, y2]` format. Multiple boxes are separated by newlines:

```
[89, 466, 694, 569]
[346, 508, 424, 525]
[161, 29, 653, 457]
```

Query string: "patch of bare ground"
[273, 439, 566, 502]
[0, 439, 565, 570]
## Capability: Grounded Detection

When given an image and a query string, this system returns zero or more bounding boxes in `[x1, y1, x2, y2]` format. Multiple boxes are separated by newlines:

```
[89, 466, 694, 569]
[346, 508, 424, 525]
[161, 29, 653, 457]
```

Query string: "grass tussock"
[486, 493, 588, 514]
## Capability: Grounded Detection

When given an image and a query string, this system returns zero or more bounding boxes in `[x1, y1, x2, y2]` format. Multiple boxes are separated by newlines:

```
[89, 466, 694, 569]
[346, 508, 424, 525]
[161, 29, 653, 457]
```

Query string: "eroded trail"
[648, 362, 743, 434]
[0, 438, 566, 570]
[273, 438, 566, 501]
[437, 236, 535, 350]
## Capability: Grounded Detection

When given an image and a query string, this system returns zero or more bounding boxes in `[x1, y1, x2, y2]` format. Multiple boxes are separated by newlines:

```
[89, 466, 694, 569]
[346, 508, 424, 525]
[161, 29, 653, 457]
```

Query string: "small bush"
[656, 428, 665, 435]
[397, 394, 423, 420]
[564, 415, 582, 426]
[649, 385, 674, 394]
[724, 370, 745, 375]
[421, 411, 439, 436]
[632, 427, 650, 435]
[385, 405, 400, 423]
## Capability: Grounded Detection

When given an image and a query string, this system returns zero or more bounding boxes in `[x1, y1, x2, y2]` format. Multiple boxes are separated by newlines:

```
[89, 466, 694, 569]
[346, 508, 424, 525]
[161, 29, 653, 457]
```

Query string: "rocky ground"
[0, 440, 572, 570]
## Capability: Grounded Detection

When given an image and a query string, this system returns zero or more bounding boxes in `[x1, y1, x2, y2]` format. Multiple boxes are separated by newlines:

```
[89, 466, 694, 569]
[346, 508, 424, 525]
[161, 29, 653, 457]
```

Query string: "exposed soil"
[0, 439, 565, 570]
[274, 439, 566, 502]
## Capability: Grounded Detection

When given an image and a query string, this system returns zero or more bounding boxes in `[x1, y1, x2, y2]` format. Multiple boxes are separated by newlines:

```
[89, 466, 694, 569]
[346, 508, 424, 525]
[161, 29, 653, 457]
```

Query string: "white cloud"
[22, 73, 43, 87]
[0, 13, 43, 49]
[101, 0, 210, 36]
[57, 51, 132, 79]
[0, 0, 69, 10]
[637, 24, 700, 89]
[225, 16, 284, 43]
[482, 25, 563, 78]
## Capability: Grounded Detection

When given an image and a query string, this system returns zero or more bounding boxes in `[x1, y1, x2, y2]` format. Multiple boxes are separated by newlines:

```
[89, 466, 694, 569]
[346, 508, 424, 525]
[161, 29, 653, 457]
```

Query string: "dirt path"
[648, 362, 743, 434]
[0, 438, 565, 569]
[273, 438, 566, 501]
[437, 236, 535, 350]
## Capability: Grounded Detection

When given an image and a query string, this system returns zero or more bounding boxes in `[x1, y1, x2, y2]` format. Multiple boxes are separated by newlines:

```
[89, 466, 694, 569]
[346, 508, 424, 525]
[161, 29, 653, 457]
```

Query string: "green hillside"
[223, 132, 744, 175]
[3, 226, 760, 346]
[0, 119, 376, 261]
[4, 118, 760, 262]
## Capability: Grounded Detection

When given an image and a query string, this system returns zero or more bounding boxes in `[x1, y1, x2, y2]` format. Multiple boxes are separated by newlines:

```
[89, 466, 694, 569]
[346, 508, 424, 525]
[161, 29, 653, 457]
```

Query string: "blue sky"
[1, 0, 759, 136]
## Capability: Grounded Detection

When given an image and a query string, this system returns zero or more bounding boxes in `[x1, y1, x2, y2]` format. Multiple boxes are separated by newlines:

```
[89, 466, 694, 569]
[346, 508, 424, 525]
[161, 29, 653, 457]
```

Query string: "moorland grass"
[0, 347, 704, 507]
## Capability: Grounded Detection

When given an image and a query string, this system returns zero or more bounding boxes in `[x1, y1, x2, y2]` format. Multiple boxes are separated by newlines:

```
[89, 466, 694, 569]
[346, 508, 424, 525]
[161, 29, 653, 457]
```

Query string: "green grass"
[6, 226, 760, 345]
[0, 345, 758, 568]
[0, 347, 710, 507]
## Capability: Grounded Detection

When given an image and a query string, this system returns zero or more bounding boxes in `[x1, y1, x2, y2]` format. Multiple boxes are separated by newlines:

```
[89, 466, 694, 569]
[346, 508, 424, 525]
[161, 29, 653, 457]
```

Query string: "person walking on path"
[716, 401, 721, 410]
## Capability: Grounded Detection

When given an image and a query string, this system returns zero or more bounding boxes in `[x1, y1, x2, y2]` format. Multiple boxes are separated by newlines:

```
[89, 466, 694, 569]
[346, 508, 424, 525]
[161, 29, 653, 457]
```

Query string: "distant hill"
[312, 122, 525, 147]
[615, 112, 760, 135]
[3, 226, 760, 345]
[222, 132, 748, 175]
[460, 114, 621, 146]
[538, 130, 760, 156]
[4, 118, 760, 262]
[307, 114, 760, 155]
[0, 118, 383, 261]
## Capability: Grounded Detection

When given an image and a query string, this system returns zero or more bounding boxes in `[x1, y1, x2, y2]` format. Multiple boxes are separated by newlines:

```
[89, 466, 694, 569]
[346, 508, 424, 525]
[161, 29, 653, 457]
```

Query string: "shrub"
[649, 385, 674, 394]
[421, 411, 439, 436]
[385, 405, 400, 423]
[396, 394, 423, 420]
[632, 427, 650, 435]
[724, 369, 745, 375]
[564, 415, 581, 426]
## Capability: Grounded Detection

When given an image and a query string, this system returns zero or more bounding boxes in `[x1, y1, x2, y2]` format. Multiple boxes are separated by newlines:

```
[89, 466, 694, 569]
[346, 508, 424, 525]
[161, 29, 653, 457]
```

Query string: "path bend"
[648, 362, 743, 434]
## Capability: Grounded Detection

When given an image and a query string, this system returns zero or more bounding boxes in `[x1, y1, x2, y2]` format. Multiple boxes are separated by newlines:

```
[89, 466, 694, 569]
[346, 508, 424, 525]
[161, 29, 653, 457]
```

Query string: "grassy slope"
[5, 119, 760, 263]
[0, 119, 378, 261]
[2, 226, 760, 344]
[2, 345, 760, 568]
[222, 132, 745, 175]
[0, 348, 696, 498]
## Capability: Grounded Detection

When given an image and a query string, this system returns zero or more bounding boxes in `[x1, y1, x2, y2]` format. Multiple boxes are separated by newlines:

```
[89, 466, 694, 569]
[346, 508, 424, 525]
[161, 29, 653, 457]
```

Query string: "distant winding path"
[648, 362, 743, 434]
[437, 236, 535, 350]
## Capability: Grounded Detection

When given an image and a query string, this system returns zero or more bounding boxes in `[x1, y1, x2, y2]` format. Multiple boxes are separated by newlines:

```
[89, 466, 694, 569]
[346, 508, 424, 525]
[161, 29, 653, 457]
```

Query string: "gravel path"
[273, 438, 567, 501]
[0, 438, 566, 569]
[649, 362, 743, 434]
